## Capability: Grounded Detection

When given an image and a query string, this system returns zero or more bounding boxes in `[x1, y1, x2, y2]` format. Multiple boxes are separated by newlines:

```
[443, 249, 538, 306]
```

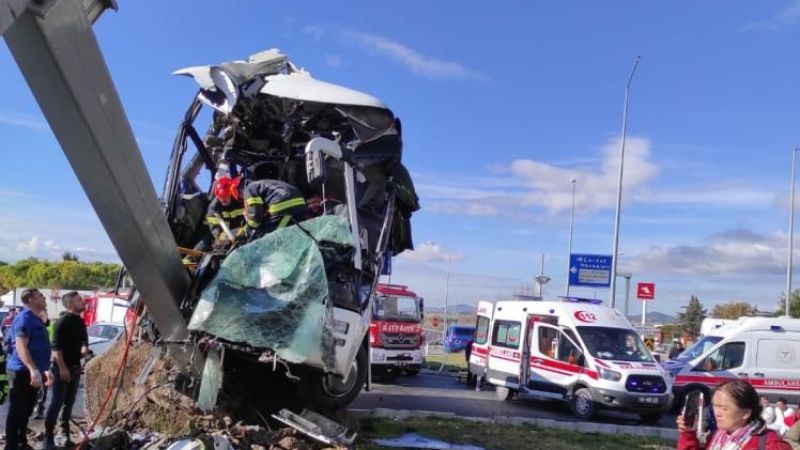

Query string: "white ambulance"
[468, 297, 673, 422]
[672, 317, 800, 407]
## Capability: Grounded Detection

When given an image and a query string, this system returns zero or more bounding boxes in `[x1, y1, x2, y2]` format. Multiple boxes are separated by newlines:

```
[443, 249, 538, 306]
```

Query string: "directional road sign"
[568, 254, 612, 288]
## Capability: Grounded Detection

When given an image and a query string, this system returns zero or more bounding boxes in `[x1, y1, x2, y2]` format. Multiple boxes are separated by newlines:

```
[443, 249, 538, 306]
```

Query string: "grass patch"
[423, 351, 468, 372]
[355, 416, 674, 450]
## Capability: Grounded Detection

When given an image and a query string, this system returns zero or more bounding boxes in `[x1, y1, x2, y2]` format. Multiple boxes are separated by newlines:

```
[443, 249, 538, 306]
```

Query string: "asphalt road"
[351, 371, 677, 430]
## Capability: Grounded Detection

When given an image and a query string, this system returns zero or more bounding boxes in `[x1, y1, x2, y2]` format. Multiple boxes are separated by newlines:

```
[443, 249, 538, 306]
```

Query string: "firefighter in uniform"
[187, 176, 246, 262]
[204, 176, 246, 247]
[243, 179, 307, 239]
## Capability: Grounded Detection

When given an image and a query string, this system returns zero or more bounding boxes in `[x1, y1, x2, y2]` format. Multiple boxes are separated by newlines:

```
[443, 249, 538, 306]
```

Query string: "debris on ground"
[82, 337, 353, 449]
[373, 433, 484, 450]
[271, 409, 356, 447]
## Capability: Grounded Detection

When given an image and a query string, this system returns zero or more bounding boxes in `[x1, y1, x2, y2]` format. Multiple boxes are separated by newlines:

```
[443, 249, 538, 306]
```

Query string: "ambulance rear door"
[486, 318, 523, 387]
[469, 301, 493, 376]
[748, 336, 800, 403]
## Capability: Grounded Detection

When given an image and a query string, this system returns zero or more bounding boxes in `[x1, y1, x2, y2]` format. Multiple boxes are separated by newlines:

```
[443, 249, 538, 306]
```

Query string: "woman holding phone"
[677, 380, 791, 450]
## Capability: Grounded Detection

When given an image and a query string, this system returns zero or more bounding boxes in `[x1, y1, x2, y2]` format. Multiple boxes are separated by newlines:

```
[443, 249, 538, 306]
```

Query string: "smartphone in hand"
[682, 391, 703, 429]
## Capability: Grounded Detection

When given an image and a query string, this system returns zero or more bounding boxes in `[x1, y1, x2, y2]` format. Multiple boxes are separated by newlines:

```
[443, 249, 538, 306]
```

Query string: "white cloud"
[302, 26, 485, 80]
[624, 228, 789, 277]
[398, 241, 465, 264]
[302, 25, 326, 40]
[744, 0, 800, 30]
[641, 183, 777, 208]
[324, 54, 343, 68]
[14, 236, 61, 255]
[0, 109, 48, 131]
[340, 31, 487, 80]
[421, 135, 659, 219]
[391, 260, 525, 308]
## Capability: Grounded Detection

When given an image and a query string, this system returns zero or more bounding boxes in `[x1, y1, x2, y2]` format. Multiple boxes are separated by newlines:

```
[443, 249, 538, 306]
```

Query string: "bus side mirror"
[305, 150, 326, 186]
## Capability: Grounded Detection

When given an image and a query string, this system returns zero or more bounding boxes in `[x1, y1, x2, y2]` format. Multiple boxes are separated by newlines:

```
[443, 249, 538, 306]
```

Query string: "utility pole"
[566, 178, 577, 296]
[443, 256, 451, 335]
[786, 147, 799, 318]
[610, 55, 641, 309]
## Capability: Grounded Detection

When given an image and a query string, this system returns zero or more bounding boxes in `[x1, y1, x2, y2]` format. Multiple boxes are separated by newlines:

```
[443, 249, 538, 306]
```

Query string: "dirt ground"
[83, 337, 348, 449]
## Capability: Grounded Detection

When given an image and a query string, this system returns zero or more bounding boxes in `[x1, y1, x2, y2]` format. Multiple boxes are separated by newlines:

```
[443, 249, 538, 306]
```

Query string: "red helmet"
[214, 176, 241, 202]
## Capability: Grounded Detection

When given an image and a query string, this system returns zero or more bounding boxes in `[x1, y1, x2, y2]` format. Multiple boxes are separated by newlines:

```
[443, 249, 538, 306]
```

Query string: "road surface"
[351, 371, 677, 429]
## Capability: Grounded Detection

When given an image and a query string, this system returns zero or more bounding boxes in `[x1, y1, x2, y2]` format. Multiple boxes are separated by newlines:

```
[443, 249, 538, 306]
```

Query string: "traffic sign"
[568, 254, 612, 288]
[637, 282, 655, 300]
[381, 253, 392, 275]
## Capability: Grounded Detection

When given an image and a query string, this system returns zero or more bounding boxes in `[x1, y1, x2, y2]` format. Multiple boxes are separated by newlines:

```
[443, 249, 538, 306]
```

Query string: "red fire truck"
[82, 291, 134, 326]
[369, 284, 425, 379]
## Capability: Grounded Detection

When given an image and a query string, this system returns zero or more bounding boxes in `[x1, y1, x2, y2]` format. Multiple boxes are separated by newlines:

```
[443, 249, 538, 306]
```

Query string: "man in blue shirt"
[5, 289, 52, 450]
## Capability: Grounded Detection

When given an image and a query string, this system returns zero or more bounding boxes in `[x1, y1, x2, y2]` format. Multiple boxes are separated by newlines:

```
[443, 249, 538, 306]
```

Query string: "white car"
[87, 322, 125, 357]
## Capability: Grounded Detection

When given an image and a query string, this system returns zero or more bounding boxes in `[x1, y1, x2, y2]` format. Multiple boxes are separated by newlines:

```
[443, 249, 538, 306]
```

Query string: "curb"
[419, 368, 458, 376]
[348, 408, 679, 442]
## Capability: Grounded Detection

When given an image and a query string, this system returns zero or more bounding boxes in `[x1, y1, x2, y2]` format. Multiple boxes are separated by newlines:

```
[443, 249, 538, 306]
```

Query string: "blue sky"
[2, 1, 800, 315]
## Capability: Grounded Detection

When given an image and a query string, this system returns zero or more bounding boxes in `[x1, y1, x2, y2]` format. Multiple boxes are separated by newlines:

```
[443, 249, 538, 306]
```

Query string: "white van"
[672, 317, 800, 406]
[468, 297, 673, 422]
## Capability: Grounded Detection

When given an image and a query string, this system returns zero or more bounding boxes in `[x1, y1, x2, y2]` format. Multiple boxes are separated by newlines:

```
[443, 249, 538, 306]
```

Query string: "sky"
[2, 1, 800, 316]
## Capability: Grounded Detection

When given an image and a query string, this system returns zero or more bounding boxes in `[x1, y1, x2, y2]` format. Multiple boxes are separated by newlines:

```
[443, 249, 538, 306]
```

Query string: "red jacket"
[678, 429, 792, 450]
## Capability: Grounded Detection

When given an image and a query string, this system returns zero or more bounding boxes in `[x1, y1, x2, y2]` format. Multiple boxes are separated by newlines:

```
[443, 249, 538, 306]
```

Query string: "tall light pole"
[443, 255, 451, 334]
[566, 178, 577, 296]
[786, 147, 800, 318]
[609, 55, 641, 309]
[536, 254, 551, 297]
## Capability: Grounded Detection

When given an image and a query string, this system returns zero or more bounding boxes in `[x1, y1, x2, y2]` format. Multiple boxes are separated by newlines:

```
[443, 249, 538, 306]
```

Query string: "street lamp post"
[566, 179, 577, 296]
[610, 55, 641, 309]
[536, 253, 550, 297]
[617, 271, 632, 317]
[786, 147, 800, 318]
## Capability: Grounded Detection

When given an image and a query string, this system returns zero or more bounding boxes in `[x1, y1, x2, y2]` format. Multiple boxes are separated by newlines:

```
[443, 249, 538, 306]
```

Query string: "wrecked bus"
[369, 284, 425, 378]
[161, 49, 418, 411]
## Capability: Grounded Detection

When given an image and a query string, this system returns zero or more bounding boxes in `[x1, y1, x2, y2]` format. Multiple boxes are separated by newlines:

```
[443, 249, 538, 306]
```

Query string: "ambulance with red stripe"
[469, 297, 673, 422]
[671, 317, 800, 408]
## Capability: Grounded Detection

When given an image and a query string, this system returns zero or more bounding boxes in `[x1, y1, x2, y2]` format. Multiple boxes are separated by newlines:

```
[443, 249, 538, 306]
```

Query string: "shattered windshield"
[577, 326, 653, 362]
[372, 295, 420, 322]
[676, 335, 723, 361]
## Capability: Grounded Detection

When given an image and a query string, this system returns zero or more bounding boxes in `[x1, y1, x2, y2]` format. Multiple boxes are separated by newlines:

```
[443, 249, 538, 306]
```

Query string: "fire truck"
[369, 284, 425, 378]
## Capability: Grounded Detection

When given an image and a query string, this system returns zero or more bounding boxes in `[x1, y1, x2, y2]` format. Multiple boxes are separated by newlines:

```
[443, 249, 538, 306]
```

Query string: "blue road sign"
[381, 253, 392, 275]
[568, 254, 612, 288]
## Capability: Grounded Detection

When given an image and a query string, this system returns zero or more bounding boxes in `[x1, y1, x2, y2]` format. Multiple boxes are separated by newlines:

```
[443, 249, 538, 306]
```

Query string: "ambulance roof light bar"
[559, 296, 603, 305]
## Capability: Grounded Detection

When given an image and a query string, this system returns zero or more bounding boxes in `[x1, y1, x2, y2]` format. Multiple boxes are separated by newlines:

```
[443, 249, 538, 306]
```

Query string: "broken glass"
[188, 215, 354, 370]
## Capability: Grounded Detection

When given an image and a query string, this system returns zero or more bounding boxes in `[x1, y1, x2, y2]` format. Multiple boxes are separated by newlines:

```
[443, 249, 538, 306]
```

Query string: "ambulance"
[468, 297, 673, 422]
[671, 317, 800, 408]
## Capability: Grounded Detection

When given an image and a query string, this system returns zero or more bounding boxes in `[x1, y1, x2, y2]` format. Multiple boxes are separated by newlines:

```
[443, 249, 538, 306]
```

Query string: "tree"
[0, 258, 121, 292]
[776, 289, 800, 318]
[61, 251, 79, 262]
[711, 301, 755, 320]
[678, 295, 707, 340]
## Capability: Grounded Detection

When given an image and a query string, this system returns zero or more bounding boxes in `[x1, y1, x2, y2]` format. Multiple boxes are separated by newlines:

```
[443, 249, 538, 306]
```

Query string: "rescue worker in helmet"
[243, 179, 307, 239]
[199, 175, 246, 250]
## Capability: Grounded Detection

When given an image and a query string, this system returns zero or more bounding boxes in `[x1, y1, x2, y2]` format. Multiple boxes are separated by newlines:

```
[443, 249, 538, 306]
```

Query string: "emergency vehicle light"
[770, 325, 784, 332]
[559, 296, 603, 305]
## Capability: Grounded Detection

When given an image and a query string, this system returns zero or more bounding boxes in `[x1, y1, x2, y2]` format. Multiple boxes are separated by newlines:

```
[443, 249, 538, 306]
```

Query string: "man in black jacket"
[43, 292, 88, 450]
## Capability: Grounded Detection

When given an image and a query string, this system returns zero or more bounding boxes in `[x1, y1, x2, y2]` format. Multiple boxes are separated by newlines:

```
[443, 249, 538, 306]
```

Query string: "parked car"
[87, 322, 125, 357]
[444, 325, 476, 353]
